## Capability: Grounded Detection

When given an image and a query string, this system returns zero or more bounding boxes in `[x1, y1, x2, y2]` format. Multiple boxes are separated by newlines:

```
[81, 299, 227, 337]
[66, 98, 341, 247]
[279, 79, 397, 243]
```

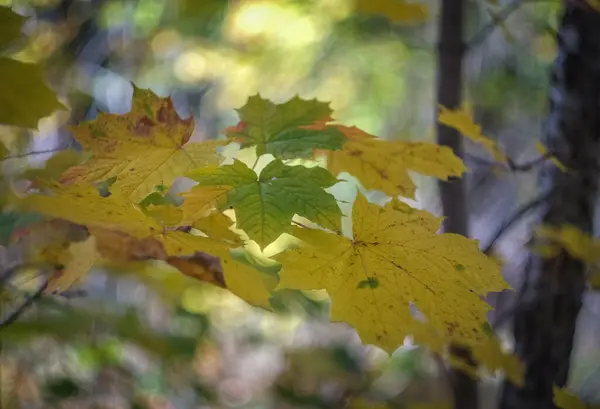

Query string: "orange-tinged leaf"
[438, 104, 507, 163]
[275, 192, 508, 352]
[314, 125, 466, 198]
[354, 0, 428, 24]
[60, 86, 226, 201]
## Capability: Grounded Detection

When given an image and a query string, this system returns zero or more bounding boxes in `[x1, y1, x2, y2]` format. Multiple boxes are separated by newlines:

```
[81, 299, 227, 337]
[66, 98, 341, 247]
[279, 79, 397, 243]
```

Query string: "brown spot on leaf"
[167, 251, 226, 288]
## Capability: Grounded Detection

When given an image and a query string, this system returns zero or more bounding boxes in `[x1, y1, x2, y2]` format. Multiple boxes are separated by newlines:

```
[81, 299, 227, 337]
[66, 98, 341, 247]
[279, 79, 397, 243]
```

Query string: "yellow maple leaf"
[553, 386, 599, 409]
[354, 0, 428, 24]
[192, 211, 243, 245]
[274, 192, 508, 352]
[46, 236, 100, 294]
[20, 183, 275, 307]
[449, 336, 523, 386]
[313, 125, 466, 199]
[59, 86, 226, 202]
[407, 319, 523, 386]
[161, 231, 277, 309]
[535, 224, 600, 264]
[535, 141, 568, 172]
[19, 183, 160, 238]
[179, 185, 232, 224]
[438, 104, 507, 163]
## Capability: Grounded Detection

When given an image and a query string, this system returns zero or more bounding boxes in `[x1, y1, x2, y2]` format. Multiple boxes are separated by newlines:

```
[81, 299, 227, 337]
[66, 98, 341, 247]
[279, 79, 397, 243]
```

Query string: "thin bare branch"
[0, 278, 49, 330]
[482, 190, 552, 255]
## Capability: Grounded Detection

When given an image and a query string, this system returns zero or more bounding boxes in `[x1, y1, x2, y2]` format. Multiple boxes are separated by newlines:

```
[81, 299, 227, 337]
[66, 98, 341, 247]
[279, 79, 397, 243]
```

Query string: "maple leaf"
[0, 57, 67, 129]
[312, 124, 466, 199]
[19, 183, 161, 238]
[438, 104, 507, 163]
[0, 6, 26, 49]
[553, 386, 600, 409]
[535, 141, 568, 172]
[274, 192, 508, 352]
[161, 231, 277, 309]
[21, 149, 84, 183]
[59, 86, 226, 202]
[179, 185, 232, 224]
[192, 211, 243, 245]
[46, 236, 100, 294]
[354, 0, 428, 24]
[186, 159, 342, 248]
[19, 183, 275, 306]
[535, 224, 600, 264]
[449, 335, 523, 386]
[224, 94, 345, 159]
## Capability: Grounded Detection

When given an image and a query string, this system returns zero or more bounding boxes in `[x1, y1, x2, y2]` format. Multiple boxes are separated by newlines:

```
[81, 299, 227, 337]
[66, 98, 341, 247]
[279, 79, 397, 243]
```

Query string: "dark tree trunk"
[435, 1, 478, 409]
[500, 2, 600, 409]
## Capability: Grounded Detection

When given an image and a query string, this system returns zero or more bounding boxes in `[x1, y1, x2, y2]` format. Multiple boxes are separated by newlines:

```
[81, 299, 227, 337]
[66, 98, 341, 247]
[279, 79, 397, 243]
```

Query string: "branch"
[482, 190, 552, 255]
[1, 146, 70, 161]
[465, 151, 554, 172]
[469, 0, 525, 48]
[0, 278, 49, 330]
[0, 264, 56, 331]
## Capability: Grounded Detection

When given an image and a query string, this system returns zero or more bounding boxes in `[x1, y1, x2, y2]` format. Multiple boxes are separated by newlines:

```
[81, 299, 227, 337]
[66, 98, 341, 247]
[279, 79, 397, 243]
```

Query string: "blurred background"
[1, 0, 600, 408]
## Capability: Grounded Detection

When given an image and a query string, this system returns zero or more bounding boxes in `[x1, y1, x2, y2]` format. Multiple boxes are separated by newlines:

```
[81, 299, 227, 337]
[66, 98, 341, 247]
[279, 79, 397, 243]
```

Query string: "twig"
[469, 0, 525, 48]
[1, 147, 69, 161]
[0, 278, 49, 330]
[482, 190, 552, 255]
[465, 152, 554, 172]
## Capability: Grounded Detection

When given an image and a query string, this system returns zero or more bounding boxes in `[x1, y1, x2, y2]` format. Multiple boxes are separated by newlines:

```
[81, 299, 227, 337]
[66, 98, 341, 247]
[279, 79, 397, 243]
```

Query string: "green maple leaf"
[225, 95, 345, 159]
[186, 159, 342, 248]
[0, 6, 26, 49]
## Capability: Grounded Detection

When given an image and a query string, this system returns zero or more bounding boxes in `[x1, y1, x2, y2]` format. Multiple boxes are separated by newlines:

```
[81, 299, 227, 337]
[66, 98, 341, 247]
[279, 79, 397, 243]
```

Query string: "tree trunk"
[435, 1, 478, 409]
[500, 2, 600, 409]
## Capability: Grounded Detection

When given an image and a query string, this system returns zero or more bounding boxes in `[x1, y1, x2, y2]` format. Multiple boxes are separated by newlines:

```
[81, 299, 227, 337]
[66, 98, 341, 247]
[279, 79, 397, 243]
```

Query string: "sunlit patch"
[173, 51, 208, 83]
[151, 29, 181, 57]
[225, 1, 319, 48]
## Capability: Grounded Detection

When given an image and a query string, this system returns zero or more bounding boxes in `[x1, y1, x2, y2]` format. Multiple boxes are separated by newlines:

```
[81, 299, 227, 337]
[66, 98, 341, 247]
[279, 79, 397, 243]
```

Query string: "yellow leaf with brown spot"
[354, 0, 428, 24]
[60, 86, 226, 202]
[274, 192, 508, 352]
[89, 227, 167, 264]
[314, 125, 466, 198]
[46, 236, 99, 294]
[166, 252, 226, 289]
[438, 104, 507, 163]
[162, 231, 276, 309]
